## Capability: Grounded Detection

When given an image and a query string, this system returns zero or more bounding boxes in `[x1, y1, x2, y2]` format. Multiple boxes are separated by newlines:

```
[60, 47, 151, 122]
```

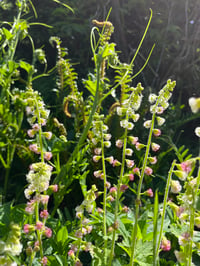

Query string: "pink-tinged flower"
[44, 151, 53, 161]
[94, 148, 102, 155]
[40, 209, 49, 219]
[135, 142, 145, 151]
[149, 156, 157, 164]
[75, 261, 83, 266]
[29, 143, 40, 154]
[97, 207, 103, 213]
[116, 139, 123, 148]
[176, 206, 184, 217]
[129, 136, 138, 145]
[156, 106, 164, 114]
[40, 195, 49, 205]
[122, 206, 129, 213]
[44, 227, 52, 238]
[24, 224, 34, 234]
[40, 118, 47, 126]
[49, 184, 58, 192]
[112, 159, 121, 167]
[145, 188, 154, 197]
[133, 167, 140, 175]
[84, 242, 92, 252]
[161, 237, 171, 251]
[178, 232, 190, 246]
[151, 142, 160, 152]
[75, 230, 83, 239]
[34, 241, 39, 249]
[126, 159, 135, 168]
[153, 129, 161, 137]
[110, 187, 117, 195]
[106, 181, 111, 189]
[68, 249, 75, 257]
[25, 199, 36, 214]
[120, 184, 128, 192]
[129, 173, 134, 181]
[171, 180, 182, 194]
[43, 131, 52, 140]
[107, 195, 114, 202]
[144, 167, 153, 176]
[41, 256, 48, 266]
[32, 123, 40, 131]
[93, 155, 101, 162]
[26, 106, 33, 115]
[35, 221, 44, 230]
[27, 129, 35, 138]
[180, 161, 192, 173]
[93, 170, 102, 178]
[105, 156, 114, 164]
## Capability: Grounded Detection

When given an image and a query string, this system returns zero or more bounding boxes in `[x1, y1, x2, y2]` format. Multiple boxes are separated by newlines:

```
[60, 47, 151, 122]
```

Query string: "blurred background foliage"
[0, 0, 200, 201]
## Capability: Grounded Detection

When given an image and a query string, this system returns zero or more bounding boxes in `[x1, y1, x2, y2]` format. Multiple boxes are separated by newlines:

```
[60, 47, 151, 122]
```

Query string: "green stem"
[108, 121, 128, 266]
[155, 160, 176, 262]
[101, 122, 108, 265]
[129, 106, 157, 266]
[3, 144, 16, 202]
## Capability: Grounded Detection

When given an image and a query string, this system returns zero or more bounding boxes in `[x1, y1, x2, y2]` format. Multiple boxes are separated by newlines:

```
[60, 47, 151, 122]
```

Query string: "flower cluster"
[168, 156, 200, 263]
[68, 186, 97, 265]
[25, 88, 53, 160]
[24, 162, 53, 199]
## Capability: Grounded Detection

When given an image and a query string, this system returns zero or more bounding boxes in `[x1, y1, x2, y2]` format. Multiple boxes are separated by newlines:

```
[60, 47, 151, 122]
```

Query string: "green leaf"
[20, 61, 33, 73]
[101, 43, 116, 59]
[56, 226, 68, 244]
[84, 79, 96, 96]
[2, 27, 13, 40]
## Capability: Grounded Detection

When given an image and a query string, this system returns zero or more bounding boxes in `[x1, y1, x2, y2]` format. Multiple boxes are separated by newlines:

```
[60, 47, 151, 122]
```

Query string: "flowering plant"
[0, 1, 200, 266]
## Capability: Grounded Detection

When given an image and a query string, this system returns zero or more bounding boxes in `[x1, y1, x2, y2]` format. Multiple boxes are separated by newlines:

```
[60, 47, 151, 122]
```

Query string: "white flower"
[132, 113, 140, 122]
[148, 93, 157, 104]
[189, 97, 200, 113]
[25, 162, 52, 198]
[120, 119, 128, 129]
[125, 148, 133, 156]
[127, 122, 134, 130]
[171, 180, 182, 194]
[116, 107, 123, 116]
[157, 116, 165, 126]
[143, 120, 152, 128]
[195, 127, 200, 137]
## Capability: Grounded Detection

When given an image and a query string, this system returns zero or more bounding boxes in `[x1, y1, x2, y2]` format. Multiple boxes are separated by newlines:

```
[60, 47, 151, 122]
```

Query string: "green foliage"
[0, 1, 200, 266]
